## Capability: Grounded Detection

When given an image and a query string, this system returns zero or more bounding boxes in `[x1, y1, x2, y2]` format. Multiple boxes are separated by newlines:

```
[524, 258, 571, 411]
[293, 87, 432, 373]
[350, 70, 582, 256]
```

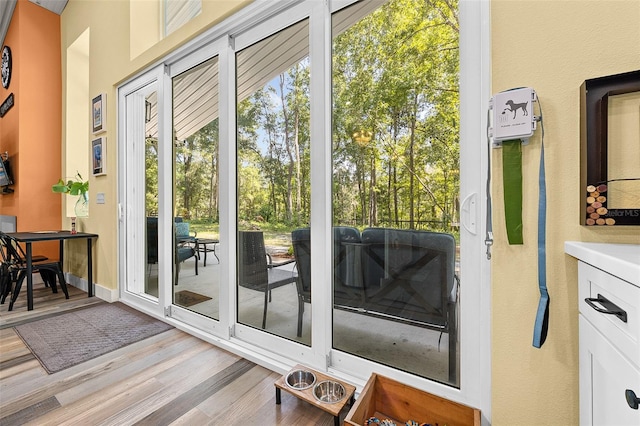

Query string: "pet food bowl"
[285, 369, 316, 390]
[313, 380, 346, 403]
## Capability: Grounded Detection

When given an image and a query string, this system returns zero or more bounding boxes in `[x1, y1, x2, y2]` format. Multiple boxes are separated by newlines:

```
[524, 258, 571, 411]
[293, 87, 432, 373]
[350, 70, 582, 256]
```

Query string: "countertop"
[565, 241, 640, 286]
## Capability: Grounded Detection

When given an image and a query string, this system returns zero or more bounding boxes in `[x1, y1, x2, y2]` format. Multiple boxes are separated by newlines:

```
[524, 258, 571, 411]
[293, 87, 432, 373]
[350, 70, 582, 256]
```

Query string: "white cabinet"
[566, 242, 640, 426]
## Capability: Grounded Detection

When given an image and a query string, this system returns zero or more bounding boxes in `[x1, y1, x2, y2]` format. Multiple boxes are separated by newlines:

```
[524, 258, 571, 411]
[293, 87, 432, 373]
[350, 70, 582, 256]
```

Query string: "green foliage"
[52, 172, 89, 195]
[331, 0, 460, 231]
[170, 0, 459, 235]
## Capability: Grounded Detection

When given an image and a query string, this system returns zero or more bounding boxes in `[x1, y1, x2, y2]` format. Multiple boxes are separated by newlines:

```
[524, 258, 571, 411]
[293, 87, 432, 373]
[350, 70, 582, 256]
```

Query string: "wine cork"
[597, 184, 607, 193]
[592, 202, 602, 209]
[586, 196, 595, 204]
[605, 218, 615, 225]
[590, 213, 600, 219]
[597, 196, 606, 203]
[586, 185, 596, 193]
[590, 191, 600, 198]
[586, 218, 596, 225]
[596, 218, 605, 225]
[586, 206, 595, 214]
[596, 207, 607, 215]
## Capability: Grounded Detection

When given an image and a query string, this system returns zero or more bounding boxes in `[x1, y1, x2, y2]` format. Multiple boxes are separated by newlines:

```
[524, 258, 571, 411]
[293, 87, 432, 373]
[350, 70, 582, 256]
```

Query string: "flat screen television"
[0, 156, 13, 187]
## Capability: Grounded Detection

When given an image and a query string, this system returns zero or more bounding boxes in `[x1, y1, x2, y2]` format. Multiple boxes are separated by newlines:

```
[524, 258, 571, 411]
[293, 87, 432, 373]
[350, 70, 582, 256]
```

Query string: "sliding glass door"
[119, 0, 487, 408]
[236, 18, 311, 345]
[171, 56, 220, 320]
[330, 0, 460, 386]
[119, 53, 225, 333]
[120, 77, 161, 306]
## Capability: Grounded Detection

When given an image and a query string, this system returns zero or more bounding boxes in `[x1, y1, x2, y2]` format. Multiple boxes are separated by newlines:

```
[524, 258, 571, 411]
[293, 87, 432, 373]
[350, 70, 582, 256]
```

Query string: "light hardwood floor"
[0, 283, 336, 425]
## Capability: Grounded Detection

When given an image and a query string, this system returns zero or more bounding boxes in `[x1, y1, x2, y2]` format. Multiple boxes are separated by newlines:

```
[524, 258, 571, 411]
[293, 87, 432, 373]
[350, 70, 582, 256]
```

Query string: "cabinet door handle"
[584, 294, 627, 323]
[626, 389, 640, 410]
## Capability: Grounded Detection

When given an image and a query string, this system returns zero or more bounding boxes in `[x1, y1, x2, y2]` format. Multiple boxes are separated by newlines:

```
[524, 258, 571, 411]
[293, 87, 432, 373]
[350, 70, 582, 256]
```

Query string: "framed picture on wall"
[92, 93, 106, 134]
[92, 137, 106, 176]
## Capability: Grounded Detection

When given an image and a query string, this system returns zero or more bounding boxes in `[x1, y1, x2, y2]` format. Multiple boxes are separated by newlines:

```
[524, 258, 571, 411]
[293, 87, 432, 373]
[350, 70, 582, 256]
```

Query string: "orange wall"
[0, 0, 62, 257]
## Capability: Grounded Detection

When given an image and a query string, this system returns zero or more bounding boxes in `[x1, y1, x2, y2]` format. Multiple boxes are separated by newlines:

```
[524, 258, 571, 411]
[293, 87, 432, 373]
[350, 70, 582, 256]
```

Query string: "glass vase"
[74, 192, 89, 217]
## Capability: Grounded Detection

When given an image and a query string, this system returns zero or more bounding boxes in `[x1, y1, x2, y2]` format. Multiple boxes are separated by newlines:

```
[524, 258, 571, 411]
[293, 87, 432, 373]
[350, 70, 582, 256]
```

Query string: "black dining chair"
[238, 230, 297, 329]
[0, 232, 69, 310]
[0, 232, 52, 303]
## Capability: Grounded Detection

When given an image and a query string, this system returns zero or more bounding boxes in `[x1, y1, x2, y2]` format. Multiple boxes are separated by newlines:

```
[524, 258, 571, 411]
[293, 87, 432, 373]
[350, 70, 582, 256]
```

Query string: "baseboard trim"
[65, 273, 119, 302]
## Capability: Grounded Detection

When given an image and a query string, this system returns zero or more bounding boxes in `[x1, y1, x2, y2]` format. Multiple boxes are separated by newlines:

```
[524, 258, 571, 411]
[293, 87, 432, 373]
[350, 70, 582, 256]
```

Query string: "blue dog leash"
[532, 106, 548, 348]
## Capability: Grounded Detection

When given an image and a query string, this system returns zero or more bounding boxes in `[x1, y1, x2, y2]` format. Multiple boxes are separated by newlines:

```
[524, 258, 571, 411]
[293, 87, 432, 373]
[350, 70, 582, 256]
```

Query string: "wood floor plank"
[197, 364, 274, 417]
[23, 378, 163, 426]
[95, 347, 242, 425]
[0, 395, 61, 426]
[0, 344, 32, 365]
[133, 358, 255, 426]
[168, 407, 212, 425]
[0, 353, 36, 372]
[207, 367, 284, 424]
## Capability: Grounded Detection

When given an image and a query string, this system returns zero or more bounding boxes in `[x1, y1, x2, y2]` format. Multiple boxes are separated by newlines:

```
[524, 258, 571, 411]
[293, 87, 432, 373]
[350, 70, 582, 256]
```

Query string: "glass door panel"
[144, 91, 160, 297]
[236, 19, 311, 344]
[331, 0, 460, 387]
[171, 57, 220, 320]
[123, 81, 160, 301]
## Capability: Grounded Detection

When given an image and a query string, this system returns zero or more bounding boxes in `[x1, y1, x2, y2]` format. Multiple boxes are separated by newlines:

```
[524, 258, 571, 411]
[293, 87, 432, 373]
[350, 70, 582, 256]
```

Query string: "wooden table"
[275, 364, 356, 426]
[6, 231, 98, 310]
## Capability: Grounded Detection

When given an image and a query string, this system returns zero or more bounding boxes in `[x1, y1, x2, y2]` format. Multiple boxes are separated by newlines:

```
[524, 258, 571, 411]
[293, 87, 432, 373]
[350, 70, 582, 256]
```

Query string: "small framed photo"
[92, 137, 106, 176]
[92, 93, 106, 134]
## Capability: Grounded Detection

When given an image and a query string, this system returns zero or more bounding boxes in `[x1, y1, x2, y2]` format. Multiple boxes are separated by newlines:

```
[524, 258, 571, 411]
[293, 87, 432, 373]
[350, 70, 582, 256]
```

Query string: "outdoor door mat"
[14, 302, 173, 374]
[174, 290, 212, 307]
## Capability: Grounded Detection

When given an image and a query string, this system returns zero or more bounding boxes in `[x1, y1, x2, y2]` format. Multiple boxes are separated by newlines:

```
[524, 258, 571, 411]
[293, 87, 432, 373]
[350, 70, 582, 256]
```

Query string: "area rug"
[14, 302, 173, 374]
[174, 290, 212, 307]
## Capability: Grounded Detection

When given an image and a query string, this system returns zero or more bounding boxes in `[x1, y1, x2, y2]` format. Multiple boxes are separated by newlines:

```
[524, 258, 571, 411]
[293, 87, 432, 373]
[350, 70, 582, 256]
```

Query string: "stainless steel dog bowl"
[285, 369, 316, 390]
[313, 380, 346, 403]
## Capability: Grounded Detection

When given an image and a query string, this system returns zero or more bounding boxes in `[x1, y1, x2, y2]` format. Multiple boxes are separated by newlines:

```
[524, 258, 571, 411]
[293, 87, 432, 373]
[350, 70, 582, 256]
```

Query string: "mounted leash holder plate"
[489, 88, 538, 244]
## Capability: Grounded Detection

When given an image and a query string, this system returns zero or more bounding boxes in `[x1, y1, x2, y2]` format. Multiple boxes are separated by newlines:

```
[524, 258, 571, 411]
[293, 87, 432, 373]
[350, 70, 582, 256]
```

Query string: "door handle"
[460, 192, 477, 235]
[626, 389, 640, 410]
[584, 294, 627, 323]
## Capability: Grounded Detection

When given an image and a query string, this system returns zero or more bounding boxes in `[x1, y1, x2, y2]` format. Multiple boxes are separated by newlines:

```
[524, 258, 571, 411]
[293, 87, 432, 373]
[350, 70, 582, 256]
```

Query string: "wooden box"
[344, 373, 480, 426]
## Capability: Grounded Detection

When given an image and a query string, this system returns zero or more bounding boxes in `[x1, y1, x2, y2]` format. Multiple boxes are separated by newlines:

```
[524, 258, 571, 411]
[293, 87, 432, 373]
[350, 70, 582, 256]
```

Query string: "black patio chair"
[146, 217, 198, 285]
[238, 230, 297, 329]
[360, 227, 458, 383]
[291, 226, 362, 337]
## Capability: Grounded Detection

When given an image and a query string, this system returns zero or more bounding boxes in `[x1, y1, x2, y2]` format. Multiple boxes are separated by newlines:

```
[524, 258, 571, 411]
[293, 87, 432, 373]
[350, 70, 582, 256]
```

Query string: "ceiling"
[28, 0, 68, 15]
[146, 0, 385, 142]
[1, 0, 67, 48]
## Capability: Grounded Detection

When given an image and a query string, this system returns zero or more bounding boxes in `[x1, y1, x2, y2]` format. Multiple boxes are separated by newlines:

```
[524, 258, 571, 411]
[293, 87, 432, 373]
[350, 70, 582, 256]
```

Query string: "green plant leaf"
[51, 173, 88, 194]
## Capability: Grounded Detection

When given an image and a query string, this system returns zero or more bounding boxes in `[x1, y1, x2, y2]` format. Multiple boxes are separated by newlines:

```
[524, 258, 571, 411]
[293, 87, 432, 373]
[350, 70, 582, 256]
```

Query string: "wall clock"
[1, 46, 11, 89]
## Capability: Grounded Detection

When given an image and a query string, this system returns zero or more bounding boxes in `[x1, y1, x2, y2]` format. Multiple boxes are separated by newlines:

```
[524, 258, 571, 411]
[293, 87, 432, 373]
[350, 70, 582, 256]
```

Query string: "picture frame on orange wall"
[92, 137, 106, 176]
[91, 93, 106, 134]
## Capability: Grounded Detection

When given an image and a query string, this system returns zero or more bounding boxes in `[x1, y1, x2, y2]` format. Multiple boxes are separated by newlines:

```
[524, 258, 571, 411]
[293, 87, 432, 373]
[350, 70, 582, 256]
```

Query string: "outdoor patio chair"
[175, 220, 197, 245]
[291, 226, 361, 337]
[238, 230, 297, 329]
[360, 227, 458, 382]
[146, 217, 198, 285]
[0, 232, 69, 311]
